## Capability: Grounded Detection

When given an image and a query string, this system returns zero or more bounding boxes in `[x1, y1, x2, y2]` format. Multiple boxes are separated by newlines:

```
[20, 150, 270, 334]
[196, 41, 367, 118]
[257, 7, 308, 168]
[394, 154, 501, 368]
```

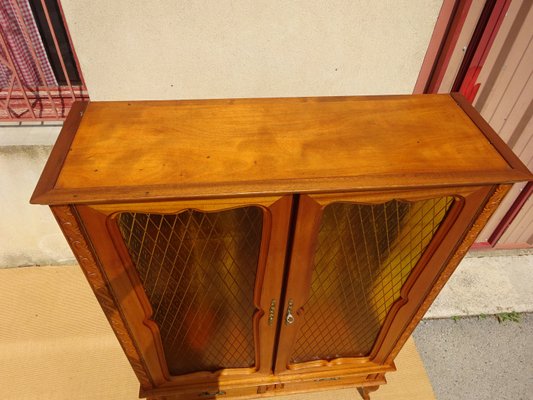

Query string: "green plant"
[496, 311, 521, 323]
[451, 315, 461, 323]
[478, 313, 487, 320]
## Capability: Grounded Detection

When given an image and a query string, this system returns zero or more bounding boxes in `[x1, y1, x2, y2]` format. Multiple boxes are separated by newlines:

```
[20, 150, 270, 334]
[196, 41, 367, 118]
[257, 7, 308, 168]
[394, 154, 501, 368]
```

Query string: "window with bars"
[0, 0, 87, 121]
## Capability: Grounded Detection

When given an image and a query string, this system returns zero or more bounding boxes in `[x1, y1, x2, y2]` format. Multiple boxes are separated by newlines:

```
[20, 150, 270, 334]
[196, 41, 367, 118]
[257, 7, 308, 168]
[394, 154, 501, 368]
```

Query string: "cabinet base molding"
[139, 367, 394, 399]
[146, 376, 386, 400]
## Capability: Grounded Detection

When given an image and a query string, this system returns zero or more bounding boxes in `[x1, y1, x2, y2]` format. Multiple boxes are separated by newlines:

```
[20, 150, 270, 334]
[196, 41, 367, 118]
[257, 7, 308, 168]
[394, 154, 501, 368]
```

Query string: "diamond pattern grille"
[117, 207, 263, 376]
[290, 197, 454, 363]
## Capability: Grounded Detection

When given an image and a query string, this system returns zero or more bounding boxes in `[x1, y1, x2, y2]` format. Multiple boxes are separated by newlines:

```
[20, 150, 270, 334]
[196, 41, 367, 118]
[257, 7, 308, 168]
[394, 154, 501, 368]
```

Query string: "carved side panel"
[386, 185, 511, 363]
[51, 205, 154, 389]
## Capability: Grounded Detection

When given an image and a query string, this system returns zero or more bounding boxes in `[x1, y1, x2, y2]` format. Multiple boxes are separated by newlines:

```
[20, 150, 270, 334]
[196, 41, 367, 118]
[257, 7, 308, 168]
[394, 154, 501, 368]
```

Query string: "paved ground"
[426, 250, 533, 318]
[413, 313, 533, 400]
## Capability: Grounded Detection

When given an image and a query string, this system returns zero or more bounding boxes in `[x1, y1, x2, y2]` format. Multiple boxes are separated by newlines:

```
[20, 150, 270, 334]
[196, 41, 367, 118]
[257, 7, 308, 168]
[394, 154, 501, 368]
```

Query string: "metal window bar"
[0, 0, 87, 121]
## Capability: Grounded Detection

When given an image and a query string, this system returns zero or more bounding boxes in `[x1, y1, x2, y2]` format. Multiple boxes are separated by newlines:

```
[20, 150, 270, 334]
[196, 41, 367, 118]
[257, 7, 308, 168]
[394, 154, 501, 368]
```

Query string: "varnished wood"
[358, 385, 380, 400]
[309, 185, 485, 205]
[31, 102, 88, 203]
[385, 184, 512, 365]
[50, 205, 154, 390]
[32, 95, 532, 400]
[74, 196, 293, 389]
[255, 196, 293, 375]
[370, 186, 494, 363]
[274, 194, 323, 374]
[89, 195, 284, 215]
[450, 92, 531, 175]
[31, 94, 531, 205]
[142, 371, 386, 399]
[274, 186, 491, 375]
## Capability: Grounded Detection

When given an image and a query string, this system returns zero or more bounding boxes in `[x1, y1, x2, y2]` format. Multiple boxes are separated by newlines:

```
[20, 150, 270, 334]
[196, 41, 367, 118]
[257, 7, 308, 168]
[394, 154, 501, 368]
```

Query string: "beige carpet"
[0, 266, 436, 400]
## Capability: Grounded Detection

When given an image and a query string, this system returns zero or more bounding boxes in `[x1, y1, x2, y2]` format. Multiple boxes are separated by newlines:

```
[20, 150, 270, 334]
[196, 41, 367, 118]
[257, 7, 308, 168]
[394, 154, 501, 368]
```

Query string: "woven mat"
[0, 265, 436, 400]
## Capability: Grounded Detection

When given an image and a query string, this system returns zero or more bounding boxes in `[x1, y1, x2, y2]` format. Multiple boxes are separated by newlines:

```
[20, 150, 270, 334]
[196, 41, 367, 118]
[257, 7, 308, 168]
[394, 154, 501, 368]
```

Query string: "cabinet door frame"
[274, 185, 497, 375]
[56, 195, 292, 390]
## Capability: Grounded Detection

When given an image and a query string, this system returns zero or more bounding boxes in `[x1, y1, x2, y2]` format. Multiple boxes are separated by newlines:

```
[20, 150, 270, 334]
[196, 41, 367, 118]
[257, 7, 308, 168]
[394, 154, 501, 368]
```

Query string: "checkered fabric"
[0, 0, 57, 89]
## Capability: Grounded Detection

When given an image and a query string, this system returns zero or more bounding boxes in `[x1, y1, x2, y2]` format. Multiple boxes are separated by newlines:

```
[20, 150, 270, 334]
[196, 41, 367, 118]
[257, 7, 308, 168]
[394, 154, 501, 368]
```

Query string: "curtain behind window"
[0, 0, 57, 89]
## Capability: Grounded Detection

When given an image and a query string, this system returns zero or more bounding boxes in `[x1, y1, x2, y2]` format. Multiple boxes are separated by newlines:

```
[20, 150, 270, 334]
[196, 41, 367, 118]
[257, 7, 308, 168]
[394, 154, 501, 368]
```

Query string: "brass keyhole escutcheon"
[285, 299, 295, 325]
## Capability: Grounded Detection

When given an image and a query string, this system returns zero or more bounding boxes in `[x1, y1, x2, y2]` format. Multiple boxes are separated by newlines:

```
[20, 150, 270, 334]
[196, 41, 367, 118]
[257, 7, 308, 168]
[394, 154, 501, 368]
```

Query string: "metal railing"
[0, 0, 87, 121]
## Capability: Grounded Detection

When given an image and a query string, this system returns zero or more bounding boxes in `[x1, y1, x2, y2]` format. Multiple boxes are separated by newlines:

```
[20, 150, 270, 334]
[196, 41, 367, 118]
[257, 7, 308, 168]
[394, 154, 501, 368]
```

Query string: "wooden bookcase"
[31, 94, 531, 399]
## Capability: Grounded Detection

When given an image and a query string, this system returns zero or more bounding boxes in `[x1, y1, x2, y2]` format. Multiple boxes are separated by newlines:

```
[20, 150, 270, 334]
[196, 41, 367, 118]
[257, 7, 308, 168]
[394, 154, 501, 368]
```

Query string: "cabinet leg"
[357, 385, 380, 400]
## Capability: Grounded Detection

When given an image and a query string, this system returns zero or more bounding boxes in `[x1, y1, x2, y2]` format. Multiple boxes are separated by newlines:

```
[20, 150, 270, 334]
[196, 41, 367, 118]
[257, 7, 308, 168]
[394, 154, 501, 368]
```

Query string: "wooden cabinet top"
[31, 93, 531, 205]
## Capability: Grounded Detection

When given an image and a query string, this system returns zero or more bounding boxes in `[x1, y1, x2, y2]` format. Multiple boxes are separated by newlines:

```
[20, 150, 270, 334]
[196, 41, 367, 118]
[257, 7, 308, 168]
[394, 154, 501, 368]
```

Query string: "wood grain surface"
[31, 94, 531, 205]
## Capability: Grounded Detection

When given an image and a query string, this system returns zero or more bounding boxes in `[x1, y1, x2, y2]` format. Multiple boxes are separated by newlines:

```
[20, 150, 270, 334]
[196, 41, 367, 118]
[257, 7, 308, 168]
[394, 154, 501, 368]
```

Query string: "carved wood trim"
[385, 184, 511, 363]
[50, 205, 154, 389]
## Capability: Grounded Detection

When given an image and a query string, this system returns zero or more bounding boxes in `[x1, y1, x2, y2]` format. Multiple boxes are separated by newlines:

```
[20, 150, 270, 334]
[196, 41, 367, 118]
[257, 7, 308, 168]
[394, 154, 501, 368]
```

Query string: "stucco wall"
[0, 143, 74, 267]
[1, 1, 442, 267]
[62, 0, 441, 100]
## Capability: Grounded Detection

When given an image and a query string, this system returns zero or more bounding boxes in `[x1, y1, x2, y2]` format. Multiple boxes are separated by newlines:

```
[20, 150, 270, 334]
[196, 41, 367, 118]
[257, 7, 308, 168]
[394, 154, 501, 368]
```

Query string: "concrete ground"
[413, 314, 532, 400]
[425, 249, 533, 318]
[414, 249, 533, 400]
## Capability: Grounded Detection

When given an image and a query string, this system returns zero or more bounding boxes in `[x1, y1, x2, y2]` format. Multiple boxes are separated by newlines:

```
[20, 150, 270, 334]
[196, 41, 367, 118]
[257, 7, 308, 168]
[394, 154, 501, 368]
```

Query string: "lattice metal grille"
[117, 207, 263, 376]
[290, 197, 454, 363]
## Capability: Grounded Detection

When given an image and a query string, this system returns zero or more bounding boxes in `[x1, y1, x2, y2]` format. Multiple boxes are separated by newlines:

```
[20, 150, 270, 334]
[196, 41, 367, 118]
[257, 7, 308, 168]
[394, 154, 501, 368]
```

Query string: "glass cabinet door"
[116, 207, 263, 376]
[275, 193, 458, 372]
[75, 195, 292, 385]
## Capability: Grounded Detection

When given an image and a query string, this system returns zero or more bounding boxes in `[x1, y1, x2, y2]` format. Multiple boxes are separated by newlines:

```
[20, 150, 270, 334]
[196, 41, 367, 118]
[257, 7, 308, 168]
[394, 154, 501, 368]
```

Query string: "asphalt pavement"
[413, 313, 533, 400]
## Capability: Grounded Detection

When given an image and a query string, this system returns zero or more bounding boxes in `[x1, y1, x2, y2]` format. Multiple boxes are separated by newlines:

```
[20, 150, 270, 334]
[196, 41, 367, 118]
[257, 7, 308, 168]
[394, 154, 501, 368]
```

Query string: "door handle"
[285, 299, 295, 325]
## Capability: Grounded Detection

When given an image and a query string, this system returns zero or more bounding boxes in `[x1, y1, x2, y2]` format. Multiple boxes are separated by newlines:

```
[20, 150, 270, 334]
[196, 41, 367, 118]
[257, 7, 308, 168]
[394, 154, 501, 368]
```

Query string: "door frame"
[64, 195, 293, 390]
[274, 185, 494, 375]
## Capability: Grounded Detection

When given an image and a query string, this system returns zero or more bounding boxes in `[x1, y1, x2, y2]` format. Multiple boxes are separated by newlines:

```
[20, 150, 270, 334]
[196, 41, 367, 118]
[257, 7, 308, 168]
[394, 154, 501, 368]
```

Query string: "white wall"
[62, 0, 441, 100]
[1, 1, 442, 267]
[0, 142, 75, 267]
